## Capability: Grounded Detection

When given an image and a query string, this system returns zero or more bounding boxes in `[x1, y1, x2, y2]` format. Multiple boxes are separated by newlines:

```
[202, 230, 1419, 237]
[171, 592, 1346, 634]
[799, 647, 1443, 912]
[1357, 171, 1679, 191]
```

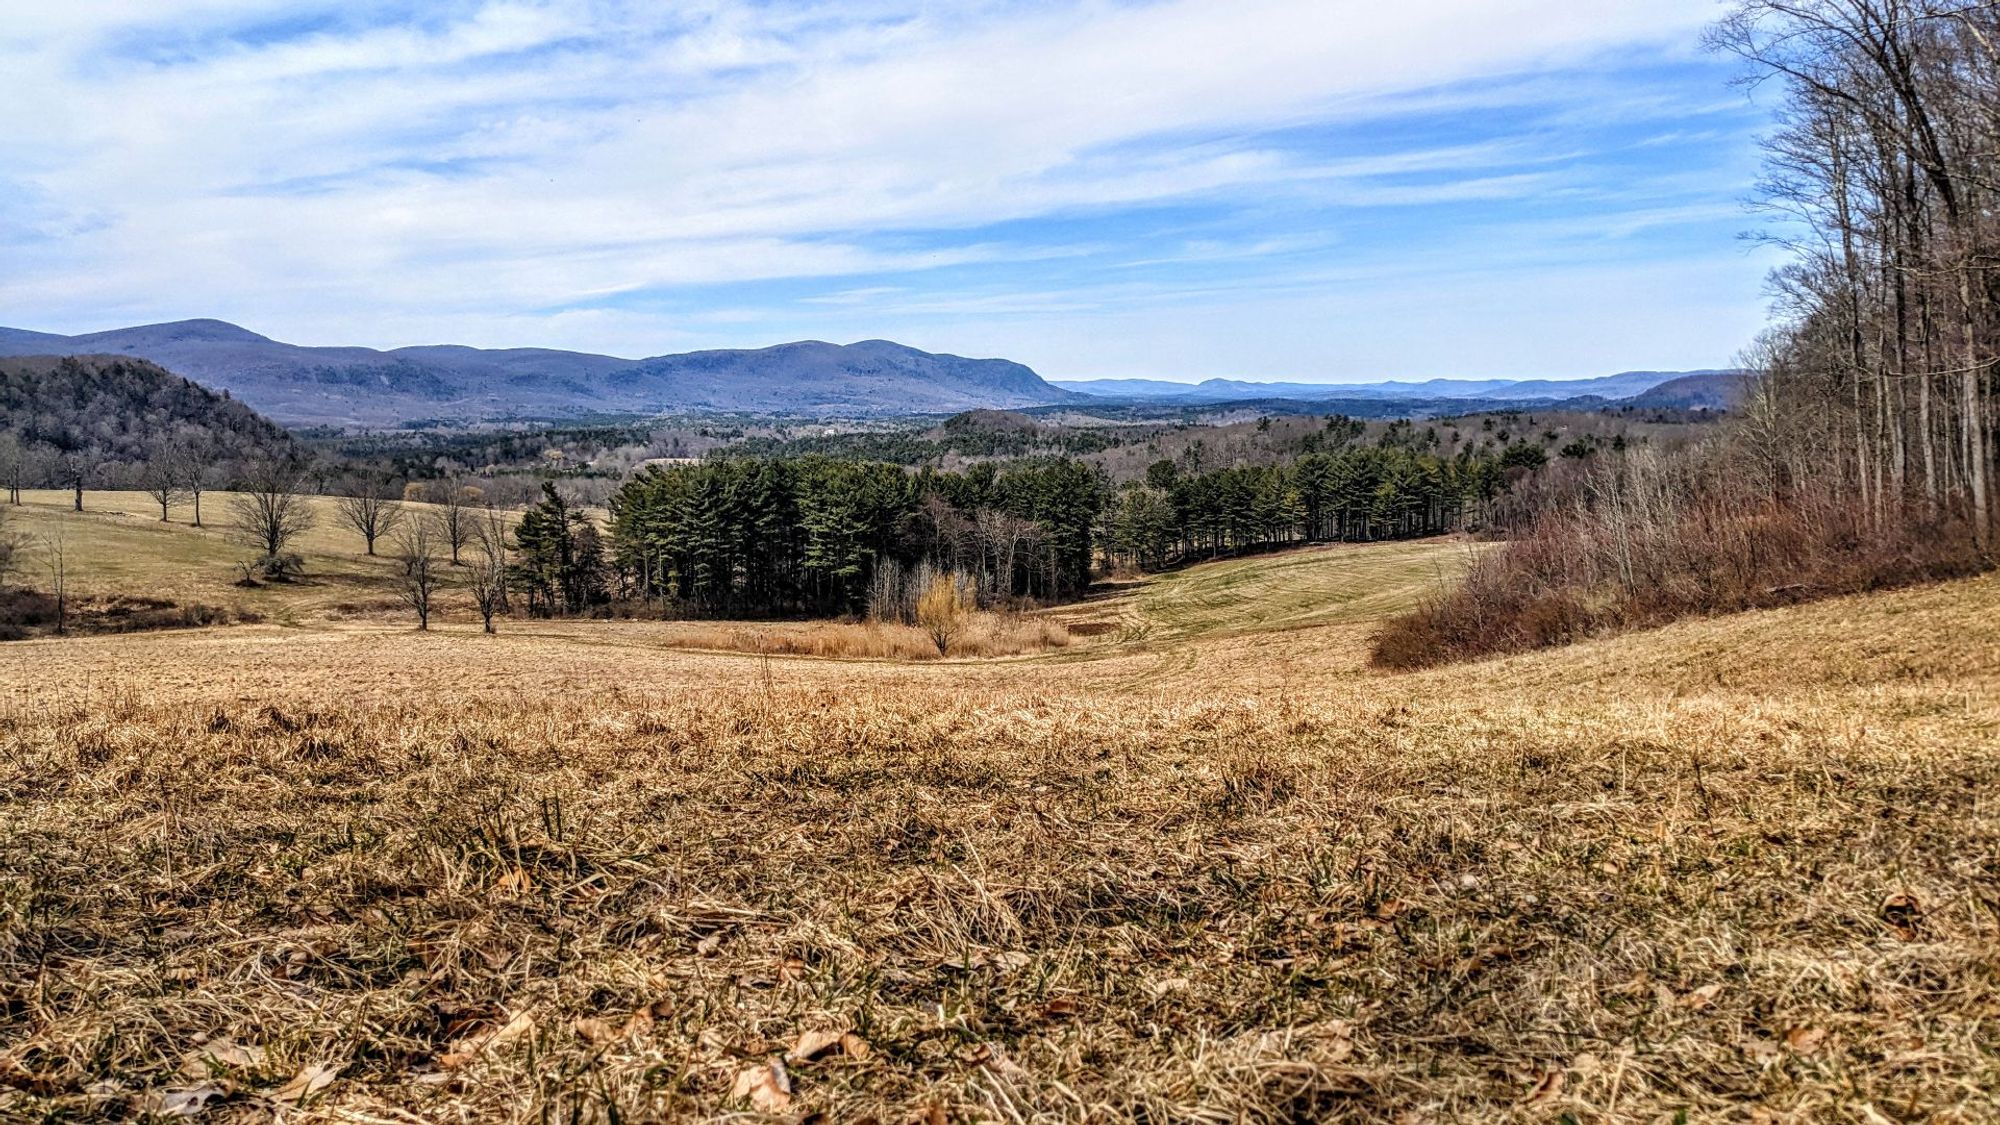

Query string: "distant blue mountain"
[1053, 370, 1740, 405]
[0, 320, 1082, 426]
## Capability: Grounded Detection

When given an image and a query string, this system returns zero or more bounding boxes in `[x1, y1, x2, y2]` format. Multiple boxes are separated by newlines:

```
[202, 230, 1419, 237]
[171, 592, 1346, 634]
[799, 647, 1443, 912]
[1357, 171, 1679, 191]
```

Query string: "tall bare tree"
[432, 478, 476, 565]
[0, 434, 22, 506]
[392, 516, 445, 631]
[1711, 0, 1998, 544]
[334, 487, 405, 556]
[142, 439, 189, 521]
[230, 461, 316, 563]
[39, 524, 70, 636]
[468, 517, 509, 634]
[164, 435, 216, 527]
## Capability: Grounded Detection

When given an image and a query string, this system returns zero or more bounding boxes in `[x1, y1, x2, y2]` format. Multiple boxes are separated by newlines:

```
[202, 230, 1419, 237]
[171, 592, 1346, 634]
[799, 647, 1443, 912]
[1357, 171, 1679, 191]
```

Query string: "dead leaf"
[494, 867, 534, 894]
[1881, 893, 1924, 940]
[264, 1062, 339, 1106]
[963, 1042, 1028, 1080]
[1679, 983, 1725, 1010]
[574, 1017, 621, 1044]
[788, 1028, 847, 1062]
[154, 1084, 229, 1117]
[1523, 1067, 1565, 1105]
[441, 1007, 538, 1068]
[1784, 1027, 1828, 1055]
[730, 1060, 792, 1113]
[179, 1037, 266, 1078]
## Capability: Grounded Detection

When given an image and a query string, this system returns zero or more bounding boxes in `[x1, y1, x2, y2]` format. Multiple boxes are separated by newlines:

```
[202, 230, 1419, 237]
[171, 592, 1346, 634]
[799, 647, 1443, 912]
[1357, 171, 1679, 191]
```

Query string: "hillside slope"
[0, 530, 1992, 1120]
[0, 320, 1079, 425]
[0, 354, 294, 471]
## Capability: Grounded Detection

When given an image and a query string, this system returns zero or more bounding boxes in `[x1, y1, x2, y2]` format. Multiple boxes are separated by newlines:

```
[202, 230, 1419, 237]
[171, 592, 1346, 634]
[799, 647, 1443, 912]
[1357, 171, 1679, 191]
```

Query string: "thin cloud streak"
[0, 0, 1765, 380]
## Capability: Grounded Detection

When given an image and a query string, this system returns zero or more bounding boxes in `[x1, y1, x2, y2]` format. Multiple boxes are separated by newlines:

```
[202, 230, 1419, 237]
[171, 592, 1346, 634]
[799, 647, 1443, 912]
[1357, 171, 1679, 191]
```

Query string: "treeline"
[1376, 0, 2000, 668]
[605, 457, 1101, 617]
[596, 444, 1523, 619]
[1102, 447, 1523, 569]
[1712, 0, 1996, 540]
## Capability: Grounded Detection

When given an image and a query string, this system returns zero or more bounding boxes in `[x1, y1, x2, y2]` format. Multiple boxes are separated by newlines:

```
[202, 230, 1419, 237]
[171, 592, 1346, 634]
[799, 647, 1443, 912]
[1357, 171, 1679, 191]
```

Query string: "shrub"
[1373, 448, 1991, 669]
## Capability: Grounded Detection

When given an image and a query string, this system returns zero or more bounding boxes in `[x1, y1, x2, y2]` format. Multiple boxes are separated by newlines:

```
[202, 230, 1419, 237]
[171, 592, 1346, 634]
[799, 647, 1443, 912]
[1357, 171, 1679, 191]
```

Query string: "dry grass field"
[1, 499, 1997, 1122]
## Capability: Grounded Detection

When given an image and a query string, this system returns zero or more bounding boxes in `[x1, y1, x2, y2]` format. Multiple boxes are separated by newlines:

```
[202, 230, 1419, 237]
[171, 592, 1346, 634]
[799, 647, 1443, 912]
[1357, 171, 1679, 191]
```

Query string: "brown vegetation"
[0, 564, 1995, 1120]
[1374, 451, 1990, 669]
[658, 611, 1070, 662]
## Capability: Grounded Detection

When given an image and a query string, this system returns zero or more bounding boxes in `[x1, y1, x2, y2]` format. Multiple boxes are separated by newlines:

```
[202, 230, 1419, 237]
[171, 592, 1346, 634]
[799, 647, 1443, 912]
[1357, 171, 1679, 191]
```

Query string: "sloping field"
[1102, 539, 1481, 644]
[3, 490, 443, 622]
[1, 528, 1996, 1122]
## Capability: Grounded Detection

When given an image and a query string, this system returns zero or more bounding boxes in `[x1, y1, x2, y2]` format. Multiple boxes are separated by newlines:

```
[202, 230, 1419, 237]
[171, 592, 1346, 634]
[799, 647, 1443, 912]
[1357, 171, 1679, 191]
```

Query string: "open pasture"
[0, 519, 1996, 1122]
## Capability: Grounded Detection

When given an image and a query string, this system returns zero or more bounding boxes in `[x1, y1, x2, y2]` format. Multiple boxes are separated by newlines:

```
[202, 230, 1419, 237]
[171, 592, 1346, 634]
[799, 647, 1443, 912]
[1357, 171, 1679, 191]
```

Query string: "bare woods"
[1378, 0, 2000, 668]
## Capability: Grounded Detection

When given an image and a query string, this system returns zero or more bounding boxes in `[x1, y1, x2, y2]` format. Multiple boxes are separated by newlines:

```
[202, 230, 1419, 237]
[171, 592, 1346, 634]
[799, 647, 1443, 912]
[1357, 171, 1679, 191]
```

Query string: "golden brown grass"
[654, 614, 1071, 661]
[1, 542, 1997, 1122]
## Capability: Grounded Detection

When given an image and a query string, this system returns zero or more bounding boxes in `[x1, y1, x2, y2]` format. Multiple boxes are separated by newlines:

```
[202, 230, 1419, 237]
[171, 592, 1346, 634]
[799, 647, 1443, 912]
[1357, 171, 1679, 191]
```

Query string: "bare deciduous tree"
[393, 517, 445, 631]
[55, 449, 90, 513]
[39, 524, 70, 635]
[0, 434, 23, 506]
[916, 572, 973, 657]
[230, 461, 316, 564]
[164, 435, 217, 527]
[468, 519, 509, 634]
[334, 487, 405, 556]
[1710, 0, 1999, 544]
[433, 478, 476, 565]
[142, 439, 189, 521]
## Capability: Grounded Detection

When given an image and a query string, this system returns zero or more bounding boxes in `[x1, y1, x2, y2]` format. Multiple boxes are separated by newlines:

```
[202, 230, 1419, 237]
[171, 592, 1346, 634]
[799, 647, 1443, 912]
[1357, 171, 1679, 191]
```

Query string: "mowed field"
[1, 497, 1997, 1122]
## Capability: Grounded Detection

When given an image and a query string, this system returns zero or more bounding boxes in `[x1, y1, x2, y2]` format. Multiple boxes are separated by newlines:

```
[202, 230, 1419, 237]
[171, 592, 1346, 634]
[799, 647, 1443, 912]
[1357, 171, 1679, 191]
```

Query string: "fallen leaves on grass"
[441, 1008, 539, 1069]
[263, 1062, 340, 1106]
[731, 1059, 792, 1113]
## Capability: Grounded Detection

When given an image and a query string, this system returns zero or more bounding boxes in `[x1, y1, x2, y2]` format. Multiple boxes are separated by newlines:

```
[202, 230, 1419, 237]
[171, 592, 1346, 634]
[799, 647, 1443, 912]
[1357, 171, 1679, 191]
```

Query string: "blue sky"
[0, 0, 1778, 383]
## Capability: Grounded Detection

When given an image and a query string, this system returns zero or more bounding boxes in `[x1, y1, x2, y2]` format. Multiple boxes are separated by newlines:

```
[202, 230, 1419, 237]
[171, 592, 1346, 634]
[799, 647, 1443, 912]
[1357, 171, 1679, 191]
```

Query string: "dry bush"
[0, 589, 245, 641]
[1375, 448, 1991, 669]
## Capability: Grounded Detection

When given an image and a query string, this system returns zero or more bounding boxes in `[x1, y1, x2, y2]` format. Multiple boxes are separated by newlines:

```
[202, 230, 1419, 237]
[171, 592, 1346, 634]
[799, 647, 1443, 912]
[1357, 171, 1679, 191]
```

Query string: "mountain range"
[0, 320, 1074, 427]
[1051, 370, 1739, 404]
[0, 319, 1744, 428]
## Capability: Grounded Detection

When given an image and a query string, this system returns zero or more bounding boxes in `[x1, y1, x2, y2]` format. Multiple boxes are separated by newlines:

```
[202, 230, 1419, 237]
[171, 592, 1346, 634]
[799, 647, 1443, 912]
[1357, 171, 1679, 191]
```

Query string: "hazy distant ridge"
[1052, 370, 1740, 404]
[0, 319, 1080, 426]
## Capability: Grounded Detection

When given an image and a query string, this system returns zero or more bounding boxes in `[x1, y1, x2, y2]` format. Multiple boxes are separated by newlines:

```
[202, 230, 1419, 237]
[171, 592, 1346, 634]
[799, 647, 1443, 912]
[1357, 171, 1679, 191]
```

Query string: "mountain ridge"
[0, 320, 1080, 426]
[1052, 369, 1743, 404]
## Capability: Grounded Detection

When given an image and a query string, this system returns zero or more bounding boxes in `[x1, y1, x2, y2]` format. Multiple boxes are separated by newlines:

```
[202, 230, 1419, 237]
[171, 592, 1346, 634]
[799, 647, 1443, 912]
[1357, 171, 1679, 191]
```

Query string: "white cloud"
[0, 0, 1752, 372]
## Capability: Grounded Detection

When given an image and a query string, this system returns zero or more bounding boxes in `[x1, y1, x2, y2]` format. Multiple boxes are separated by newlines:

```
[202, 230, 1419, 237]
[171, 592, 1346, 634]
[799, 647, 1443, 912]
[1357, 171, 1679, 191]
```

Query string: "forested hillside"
[0, 356, 295, 500]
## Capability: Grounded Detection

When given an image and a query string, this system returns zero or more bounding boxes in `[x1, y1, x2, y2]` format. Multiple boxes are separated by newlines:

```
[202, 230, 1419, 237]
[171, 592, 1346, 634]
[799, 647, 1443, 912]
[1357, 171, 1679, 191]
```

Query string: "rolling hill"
[0, 320, 1081, 427]
[0, 354, 296, 469]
